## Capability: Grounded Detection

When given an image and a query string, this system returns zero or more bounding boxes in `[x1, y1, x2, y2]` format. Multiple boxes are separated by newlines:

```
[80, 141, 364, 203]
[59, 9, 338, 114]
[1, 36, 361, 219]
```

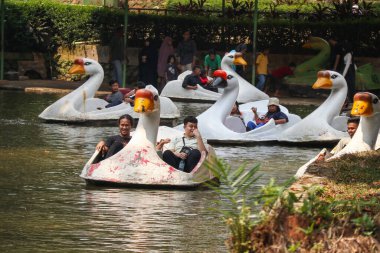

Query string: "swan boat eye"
[373, 98, 379, 104]
[228, 55, 233, 58]
[84, 62, 92, 66]
[331, 74, 338, 79]
[227, 75, 233, 79]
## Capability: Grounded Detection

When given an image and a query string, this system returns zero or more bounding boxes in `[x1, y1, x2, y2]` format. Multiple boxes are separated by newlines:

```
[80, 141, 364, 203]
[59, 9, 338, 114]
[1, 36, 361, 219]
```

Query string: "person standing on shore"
[341, 42, 356, 103]
[109, 27, 125, 86]
[157, 36, 175, 87]
[176, 31, 197, 73]
[255, 48, 270, 91]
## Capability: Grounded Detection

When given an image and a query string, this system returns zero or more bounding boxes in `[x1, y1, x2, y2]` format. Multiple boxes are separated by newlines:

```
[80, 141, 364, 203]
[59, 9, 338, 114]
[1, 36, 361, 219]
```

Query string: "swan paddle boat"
[279, 70, 350, 144]
[295, 92, 380, 178]
[39, 58, 180, 124]
[163, 70, 301, 144]
[160, 51, 268, 103]
[332, 92, 380, 158]
[80, 85, 218, 188]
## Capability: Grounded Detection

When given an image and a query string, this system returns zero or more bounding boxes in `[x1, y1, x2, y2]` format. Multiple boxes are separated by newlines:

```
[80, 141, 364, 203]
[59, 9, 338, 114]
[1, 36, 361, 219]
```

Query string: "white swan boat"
[279, 70, 350, 144]
[39, 58, 180, 124]
[333, 92, 380, 158]
[221, 51, 269, 103]
[80, 85, 218, 188]
[295, 92, 380, 178]
[162, 70, 301, 144]
[160, 51, 268, 103]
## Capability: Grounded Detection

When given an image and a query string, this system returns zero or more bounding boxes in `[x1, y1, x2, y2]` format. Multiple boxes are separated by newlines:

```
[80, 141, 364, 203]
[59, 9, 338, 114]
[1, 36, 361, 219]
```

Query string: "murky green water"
[0, 90, 319, 252]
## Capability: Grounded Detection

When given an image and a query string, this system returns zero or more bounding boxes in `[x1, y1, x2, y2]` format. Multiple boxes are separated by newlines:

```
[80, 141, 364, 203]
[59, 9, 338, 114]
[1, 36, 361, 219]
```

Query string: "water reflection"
[0, 90, 319, 252]
[81, 189, 224, 252]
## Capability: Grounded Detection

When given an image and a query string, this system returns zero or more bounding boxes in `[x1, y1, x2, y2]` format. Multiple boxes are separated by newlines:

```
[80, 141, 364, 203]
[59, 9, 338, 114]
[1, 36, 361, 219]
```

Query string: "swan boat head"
[280, 70, 348, 142]
[39, 58, 104, 120]
[132, 85, 161, 146]
[221, 51, 268, 103]
[69, 58, 104, 76]
[330, 92, 380, 158]
[221, 51, 247, 67]
[312, 70, 348, 127]
[351, 92, 380, 118]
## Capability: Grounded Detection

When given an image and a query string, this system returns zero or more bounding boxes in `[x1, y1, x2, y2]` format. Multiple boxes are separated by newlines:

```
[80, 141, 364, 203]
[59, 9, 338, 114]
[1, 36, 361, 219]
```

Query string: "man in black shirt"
[328, 36, 343, 73]
[96, 114, 133, 159]
[182, 65, 202, 90]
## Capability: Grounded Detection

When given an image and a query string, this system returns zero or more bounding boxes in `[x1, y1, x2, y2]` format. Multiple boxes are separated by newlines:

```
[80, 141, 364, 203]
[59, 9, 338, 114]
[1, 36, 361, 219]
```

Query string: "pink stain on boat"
[132, 150, 150, 165]
[88, 163, 100, 176]
[110, 166, 121, 173]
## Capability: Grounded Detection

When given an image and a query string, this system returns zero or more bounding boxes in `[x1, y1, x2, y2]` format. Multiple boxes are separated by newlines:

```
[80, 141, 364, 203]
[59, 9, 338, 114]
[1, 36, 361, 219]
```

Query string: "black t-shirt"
[105, 135, 131, 148]
[182, 74, 201, 88]
[330, 43, 343, 71]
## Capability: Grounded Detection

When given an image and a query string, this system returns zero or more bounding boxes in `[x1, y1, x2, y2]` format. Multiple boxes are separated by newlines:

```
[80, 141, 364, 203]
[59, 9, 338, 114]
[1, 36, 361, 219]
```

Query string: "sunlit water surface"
[0, 91, 319, 252]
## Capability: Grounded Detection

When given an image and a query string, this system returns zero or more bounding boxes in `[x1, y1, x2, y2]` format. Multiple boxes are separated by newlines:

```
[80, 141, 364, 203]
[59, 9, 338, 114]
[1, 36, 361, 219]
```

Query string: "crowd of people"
[109, 24, 362, 106]
[110, 29, 226, 93]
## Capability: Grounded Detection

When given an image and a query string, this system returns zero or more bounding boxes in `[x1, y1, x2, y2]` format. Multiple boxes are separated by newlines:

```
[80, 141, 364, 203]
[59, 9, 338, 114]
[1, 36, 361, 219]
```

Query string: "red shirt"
[200, 76, 209, 85]
[271, 66, 294, 79]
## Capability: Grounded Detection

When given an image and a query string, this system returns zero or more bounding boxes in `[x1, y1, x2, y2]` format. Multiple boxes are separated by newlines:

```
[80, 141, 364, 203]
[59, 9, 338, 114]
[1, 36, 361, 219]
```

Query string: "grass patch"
[308, 151, 380, 201]
[249, 150, 380, 252]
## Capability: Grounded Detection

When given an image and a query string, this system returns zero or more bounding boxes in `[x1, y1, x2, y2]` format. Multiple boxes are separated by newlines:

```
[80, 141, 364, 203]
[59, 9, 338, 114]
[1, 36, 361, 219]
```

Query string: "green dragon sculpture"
[284, 37, 380, 90]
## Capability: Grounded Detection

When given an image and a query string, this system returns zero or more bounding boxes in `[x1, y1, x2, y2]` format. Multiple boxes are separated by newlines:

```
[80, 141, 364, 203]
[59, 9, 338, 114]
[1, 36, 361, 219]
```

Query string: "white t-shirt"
[165, 135, 207, 153]
[331, 137, 351, 155]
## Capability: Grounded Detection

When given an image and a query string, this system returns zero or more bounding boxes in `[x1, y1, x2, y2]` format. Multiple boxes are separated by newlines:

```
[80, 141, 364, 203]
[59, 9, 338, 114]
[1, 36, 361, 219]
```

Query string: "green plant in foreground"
[288, 241, 301, 252]
[352, 213, 376, 236]
[205, 159, 262, 253]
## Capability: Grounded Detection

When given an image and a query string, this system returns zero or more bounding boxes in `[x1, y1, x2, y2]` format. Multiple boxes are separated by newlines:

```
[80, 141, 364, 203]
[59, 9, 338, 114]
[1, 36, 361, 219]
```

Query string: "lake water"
[0, 90, 320, 252]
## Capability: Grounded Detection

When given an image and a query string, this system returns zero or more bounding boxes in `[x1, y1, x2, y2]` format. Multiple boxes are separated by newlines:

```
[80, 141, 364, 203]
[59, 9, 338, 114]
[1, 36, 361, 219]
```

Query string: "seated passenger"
[199, 69, 218, 92]
[317, 117, 360, 161]
[246, 97, 288, 130]
[95, 114, 133, 159]
[105, 80, 124, 108]
[162, 116, 207, 173]
[124, 81, 146, 106]
[182, 65, 202, 90]
[230, 101, 246, 124]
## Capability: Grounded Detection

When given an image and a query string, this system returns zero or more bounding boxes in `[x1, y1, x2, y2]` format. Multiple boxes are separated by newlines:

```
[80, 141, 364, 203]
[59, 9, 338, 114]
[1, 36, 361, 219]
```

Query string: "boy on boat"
[104, 80, 124, 108]
[162, 116, 207, 173]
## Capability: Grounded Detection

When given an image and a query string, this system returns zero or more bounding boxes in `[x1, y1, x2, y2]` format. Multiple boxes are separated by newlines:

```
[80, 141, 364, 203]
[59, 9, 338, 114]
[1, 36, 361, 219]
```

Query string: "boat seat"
[224, 116, 246, 133]
[190, 151, 207, 174]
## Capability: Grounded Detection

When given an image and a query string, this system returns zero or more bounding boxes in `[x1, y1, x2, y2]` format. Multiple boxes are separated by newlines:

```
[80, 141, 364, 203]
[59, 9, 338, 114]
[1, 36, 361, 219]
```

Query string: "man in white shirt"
[318, 117, 360, 161]
[162, 116, 207, 173]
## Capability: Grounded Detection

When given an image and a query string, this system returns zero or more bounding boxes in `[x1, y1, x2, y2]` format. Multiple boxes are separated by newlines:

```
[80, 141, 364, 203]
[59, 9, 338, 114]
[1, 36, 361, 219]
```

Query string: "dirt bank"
[250, 150, 380, 253]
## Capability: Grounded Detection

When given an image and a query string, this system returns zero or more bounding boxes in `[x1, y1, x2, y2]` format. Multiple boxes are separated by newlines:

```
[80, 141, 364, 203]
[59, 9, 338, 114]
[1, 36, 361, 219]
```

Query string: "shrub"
[4, 0, 380, 56]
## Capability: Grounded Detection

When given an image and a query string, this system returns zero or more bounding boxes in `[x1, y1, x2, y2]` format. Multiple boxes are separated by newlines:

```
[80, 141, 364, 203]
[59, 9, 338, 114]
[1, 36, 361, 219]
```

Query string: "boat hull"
[84, 177, 219, 190]
[80, 146, 218, 189]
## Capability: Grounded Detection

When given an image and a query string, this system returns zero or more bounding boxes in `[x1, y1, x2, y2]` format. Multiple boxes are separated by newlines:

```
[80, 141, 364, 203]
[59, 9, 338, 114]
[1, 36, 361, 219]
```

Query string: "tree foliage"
[4, 0, 380, 56]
